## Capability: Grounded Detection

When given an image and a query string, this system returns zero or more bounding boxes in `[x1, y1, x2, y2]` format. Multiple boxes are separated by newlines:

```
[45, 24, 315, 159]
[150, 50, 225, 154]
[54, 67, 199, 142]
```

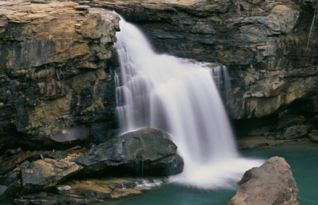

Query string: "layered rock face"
[0, 128, 182, 202]
[92, 0, 318, 140]
[0, 0, 119, 149]
[0, 1, 185, 203]
[229, 157, 299, 205]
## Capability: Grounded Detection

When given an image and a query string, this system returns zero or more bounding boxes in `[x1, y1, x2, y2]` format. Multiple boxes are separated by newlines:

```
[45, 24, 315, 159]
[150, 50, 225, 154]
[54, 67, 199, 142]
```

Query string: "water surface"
[104, 142, 318, 205]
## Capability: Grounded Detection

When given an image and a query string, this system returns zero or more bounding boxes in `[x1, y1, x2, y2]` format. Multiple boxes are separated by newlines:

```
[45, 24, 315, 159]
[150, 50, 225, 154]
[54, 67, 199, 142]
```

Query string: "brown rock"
[21, 151, 84, 190]
[0, 0, 119, 147]
[15, 178, 162, 205]
[229, 157, 299, 205]
[93, 0, 317, 122]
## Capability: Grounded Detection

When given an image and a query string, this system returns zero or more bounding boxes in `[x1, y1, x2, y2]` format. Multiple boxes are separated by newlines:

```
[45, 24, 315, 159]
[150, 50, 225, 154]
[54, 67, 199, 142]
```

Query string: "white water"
[115, 17, 262, 189]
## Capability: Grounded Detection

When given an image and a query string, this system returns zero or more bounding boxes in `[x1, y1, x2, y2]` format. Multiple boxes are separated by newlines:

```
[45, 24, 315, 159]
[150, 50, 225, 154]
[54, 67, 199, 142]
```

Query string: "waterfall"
[115, 17, 262, 189]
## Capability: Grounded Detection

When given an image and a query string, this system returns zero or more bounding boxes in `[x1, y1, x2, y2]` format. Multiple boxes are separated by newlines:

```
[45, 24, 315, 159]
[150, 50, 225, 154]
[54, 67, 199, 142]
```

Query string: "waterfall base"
[115, 15, 263, 189]
[171, 158, 263, 189]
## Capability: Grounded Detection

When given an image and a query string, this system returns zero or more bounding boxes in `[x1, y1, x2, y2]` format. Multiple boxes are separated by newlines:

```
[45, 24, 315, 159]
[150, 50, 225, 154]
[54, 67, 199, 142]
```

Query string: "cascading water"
[115, 16, 262, 189]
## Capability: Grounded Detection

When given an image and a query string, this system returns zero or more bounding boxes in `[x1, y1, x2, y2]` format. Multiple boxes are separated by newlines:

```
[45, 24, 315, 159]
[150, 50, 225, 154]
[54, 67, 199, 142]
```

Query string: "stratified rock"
[62, 178, 159, 199]
[94, 0, 318, 123]
[282, 125, 310, 139]
[238, 136, 286, 150]
[15, 178, 162, 205]
[0, 151, 38, 175]
[228, 157, 299, 205]
[77, 128, 184, 176]
[0, 0, 119, 148]
[21, 151, 84, 190]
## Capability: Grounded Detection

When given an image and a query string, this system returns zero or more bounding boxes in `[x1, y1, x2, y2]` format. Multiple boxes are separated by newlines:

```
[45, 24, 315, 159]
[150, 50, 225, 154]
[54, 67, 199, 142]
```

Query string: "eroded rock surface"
[92, 0, 318, 141]
[21, 150, 84, 190]
[0, 0, 119, 148]
[15, 178, 162, 205]
[229, 157, 299, 205]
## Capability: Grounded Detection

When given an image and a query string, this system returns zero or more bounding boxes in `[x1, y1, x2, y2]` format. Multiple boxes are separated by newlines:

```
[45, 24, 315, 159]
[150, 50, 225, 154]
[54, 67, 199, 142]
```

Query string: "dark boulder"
[77, 128, 184, 176]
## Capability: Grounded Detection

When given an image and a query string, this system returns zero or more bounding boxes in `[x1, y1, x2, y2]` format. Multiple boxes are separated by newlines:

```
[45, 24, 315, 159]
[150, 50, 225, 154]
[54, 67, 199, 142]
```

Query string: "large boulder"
[77, 128, 184, 176]
[228, 157, 299, 205]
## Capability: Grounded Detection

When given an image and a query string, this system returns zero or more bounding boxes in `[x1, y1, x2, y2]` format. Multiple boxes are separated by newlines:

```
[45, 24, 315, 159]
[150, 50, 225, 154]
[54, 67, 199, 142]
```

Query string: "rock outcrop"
[229, 157, 299, 205]
[21, 151, 84, 190]
[77, 128, 184, 176]
[0, 0, 119, 149]
[15, 178, 162, 205]
[0, 128, 182, 202]
[0, 0, 317, 147]
[92, 0, 318, 141]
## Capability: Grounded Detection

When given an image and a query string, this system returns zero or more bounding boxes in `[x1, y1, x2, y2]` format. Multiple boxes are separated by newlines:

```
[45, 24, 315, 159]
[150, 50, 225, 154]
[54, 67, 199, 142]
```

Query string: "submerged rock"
[77, 128, 184, 176]
[229, 157, 299, 205]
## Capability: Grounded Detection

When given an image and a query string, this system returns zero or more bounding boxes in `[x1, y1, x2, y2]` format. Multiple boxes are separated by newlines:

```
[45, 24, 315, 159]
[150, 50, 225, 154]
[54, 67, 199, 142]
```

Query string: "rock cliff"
[88, 0, 318, 140]
[1, 0, 317, 149]
[0, 0, 313, 203]
[0, 0, 119, 149]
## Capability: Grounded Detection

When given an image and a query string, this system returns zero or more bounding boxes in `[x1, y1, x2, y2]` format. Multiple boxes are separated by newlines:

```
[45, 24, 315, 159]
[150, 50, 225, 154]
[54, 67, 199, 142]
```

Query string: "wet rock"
[61, 178, 159, 199]
[229, 157, 299, 205]
[77, 128, 184, 176]
[15, 178, 162, 205]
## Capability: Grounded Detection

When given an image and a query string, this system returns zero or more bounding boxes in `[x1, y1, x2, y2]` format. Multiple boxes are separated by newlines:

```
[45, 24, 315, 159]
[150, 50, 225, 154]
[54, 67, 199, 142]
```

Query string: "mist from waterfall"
[114, 16, 262, 189]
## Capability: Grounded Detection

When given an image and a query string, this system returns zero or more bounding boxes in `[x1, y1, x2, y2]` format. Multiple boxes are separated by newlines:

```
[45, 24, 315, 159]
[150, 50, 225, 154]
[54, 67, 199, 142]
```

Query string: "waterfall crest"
[115, 17, 262, 189]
